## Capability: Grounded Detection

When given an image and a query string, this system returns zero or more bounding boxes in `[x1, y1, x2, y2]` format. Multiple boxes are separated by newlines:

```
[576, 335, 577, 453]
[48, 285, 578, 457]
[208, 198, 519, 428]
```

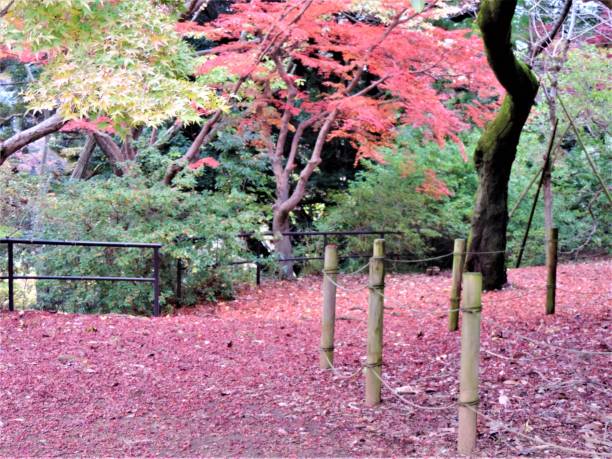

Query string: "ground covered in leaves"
[0, 260, 610, 457]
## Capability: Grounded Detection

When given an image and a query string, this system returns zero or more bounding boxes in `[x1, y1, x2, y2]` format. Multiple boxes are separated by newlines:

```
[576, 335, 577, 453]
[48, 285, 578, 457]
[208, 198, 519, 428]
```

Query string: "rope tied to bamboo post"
[368, 283, 385, 290]
[320, 346, 335, 352]
[456, 398, 480, 407]
[457, 272, 482, 455]
[323, 268, 339, 275]
[364, 361, 383, 369]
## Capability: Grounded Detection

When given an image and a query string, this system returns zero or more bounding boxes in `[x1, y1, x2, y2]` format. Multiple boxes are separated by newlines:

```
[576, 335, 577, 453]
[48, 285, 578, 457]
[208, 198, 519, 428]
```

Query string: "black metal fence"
[175, 230, 403, 298]
[0, 238, 163, 316]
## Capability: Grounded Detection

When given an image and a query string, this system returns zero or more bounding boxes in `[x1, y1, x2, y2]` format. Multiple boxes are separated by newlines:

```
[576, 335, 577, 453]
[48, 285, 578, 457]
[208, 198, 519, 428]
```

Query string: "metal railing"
[0, 238, 163, 316]
[175, 230, 403, 298]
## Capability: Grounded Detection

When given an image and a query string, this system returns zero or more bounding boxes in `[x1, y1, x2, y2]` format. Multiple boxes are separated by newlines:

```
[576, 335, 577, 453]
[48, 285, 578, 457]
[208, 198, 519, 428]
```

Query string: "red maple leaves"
[189, 156, 221, 170]
[60, 117, 116, 134]
[192, 0, 500, 163]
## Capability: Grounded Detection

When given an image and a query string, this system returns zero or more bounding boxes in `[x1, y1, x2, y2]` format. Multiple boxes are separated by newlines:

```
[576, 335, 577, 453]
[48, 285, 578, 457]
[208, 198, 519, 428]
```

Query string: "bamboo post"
[365, 239, 385, 406]
[449, 239, 466, 332]
[546, 228, 558, 315]
[320, 244, 339, 369]
[457, 273, 482, 456]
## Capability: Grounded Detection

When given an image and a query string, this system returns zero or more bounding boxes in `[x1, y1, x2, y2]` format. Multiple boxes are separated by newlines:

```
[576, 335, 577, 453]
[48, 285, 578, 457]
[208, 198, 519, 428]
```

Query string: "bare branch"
[284, 114, 323, 174]
[530, 0, 573, 63]
[0, 0, 14, 17]
[0, 112, 23, 126]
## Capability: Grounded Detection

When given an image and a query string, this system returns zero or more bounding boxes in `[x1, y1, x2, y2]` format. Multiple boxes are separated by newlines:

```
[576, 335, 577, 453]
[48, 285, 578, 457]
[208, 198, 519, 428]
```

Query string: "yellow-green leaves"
[0, 0, 227, 132]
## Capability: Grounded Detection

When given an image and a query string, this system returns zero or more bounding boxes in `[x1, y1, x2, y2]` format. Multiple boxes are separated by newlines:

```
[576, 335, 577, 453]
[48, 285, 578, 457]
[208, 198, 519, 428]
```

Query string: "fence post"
[365, 238, 385, 406]
[457, 272, 482, 455]
[256, 261, 262, 286]
[546, 227, 558, 315]
[320, 244, 338, 369]
[153, 247, 161, 317]
[449, 238, 466, 332]
[176, 259, 183, 301]
[8, 241, 14, 312]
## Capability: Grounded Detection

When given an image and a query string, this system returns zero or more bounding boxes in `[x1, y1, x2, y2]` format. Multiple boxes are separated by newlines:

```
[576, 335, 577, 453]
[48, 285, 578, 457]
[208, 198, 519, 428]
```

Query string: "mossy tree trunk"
[466, 0, 539, 290]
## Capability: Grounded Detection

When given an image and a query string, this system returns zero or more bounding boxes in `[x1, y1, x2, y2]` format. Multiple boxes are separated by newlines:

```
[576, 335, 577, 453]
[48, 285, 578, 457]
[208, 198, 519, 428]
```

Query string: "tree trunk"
[70, 134, 96, 180]
[272, 209, 294, 279]
[93, 132, 128, 176]
[466, 0, 539, 290]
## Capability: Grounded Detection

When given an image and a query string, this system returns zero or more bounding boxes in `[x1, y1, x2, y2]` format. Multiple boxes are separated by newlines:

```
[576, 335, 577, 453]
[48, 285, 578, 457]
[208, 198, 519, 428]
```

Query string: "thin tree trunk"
[70, 134, 96, 180]
[466, 0, 539, 290]
[272, 209, 294, 278]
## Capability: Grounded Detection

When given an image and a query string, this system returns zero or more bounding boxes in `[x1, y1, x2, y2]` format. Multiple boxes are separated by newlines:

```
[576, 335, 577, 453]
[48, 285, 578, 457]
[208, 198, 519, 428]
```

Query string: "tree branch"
[529, 0, 573, 63]
[278, 108, 339, 214]
[70, 134, 96, 180]
[272, 53, 298, 161]
[93, 132, 127, 176]
[0, 114, 65, 166]
[0, 0, 14, 17]
[162, 111, 221, 185]
[163, 2, 317, 186]
[284, 114, 322, 175]
[0, 112, 23, 126]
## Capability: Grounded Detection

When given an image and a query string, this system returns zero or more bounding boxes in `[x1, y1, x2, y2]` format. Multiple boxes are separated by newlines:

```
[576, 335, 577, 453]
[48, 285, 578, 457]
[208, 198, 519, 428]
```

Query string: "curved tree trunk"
[465, 0, 539, 290]
[93, 132, 128, 176]
[70, 134, 96, 180]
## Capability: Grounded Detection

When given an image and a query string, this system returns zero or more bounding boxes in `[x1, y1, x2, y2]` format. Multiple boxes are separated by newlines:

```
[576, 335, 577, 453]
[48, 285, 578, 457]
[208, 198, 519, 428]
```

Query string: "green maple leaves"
[0, 0, 227, 133]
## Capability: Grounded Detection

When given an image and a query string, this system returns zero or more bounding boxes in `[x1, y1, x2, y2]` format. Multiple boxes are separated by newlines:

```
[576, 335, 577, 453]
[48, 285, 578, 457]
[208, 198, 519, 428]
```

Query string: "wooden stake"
[365, 239, 385, 406]
[449, 239, 466, 332]
[458, 273, 482, 456]
[546, 228, 558, 315]
[320, 244, 338, 369]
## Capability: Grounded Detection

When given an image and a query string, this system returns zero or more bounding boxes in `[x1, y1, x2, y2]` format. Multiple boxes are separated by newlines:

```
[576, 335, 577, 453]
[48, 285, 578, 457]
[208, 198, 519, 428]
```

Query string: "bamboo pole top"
[324, 244, 339, 270]
[372, 238, 385, 257]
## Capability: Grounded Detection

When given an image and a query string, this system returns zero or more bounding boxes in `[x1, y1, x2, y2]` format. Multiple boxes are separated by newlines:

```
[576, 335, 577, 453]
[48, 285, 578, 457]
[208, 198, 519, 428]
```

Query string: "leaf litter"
[0, 260, 610, 456]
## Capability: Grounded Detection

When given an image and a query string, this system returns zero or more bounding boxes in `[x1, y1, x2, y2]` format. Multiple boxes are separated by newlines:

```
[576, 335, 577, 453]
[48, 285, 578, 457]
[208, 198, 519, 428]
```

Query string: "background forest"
[0, 0, 609, 314]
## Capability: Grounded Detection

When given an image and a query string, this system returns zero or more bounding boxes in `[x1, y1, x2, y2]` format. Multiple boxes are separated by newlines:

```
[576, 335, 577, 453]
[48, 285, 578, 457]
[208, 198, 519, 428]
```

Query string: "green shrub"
[317, 128, 478, 270]
[5, 173, 265, 314]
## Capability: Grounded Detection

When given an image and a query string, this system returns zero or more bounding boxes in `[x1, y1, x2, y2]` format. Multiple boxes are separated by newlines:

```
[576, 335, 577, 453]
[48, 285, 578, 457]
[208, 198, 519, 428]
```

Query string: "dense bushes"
[316, 126, 610, 270]
[1, 171, 265, 314]
[317, 128, 477, 268]
[1, 117, 608, 314]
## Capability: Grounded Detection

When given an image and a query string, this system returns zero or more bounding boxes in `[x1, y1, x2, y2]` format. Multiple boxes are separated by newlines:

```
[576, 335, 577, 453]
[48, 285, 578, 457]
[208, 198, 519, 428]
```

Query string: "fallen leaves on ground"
[0, 260, 610, 457]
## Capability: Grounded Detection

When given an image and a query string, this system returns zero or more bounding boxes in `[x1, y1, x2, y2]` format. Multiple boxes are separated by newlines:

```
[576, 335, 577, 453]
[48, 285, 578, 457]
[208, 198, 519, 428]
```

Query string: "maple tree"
[167, 0, 499, 275]
[0, 0, 225, 168]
